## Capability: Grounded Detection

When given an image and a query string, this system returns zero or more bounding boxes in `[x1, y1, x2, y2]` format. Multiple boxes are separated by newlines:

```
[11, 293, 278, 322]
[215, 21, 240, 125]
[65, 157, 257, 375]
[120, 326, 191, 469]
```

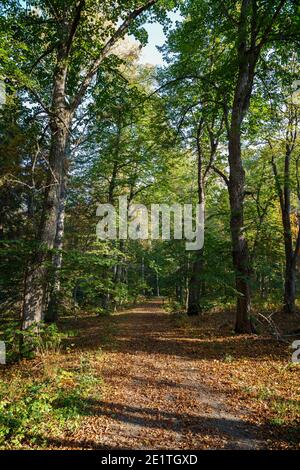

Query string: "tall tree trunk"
[22, 58, 71, 329]
[141, 256, 145, 295]
[282, 211, 296, 314]
[223, 0, 286, 331]
[45, 178, 67, 323]
[156, 272, 160, 297]
[282, 136, 296, 314]
[20, 0, 158, 330]
[271, 134, 299, 315]
[284, 252, 296, 314]
[187, 249, 204, 315]
[227, 0, 258, 334]
[228, 124, 255, 332]
[187, 120, 205, 316]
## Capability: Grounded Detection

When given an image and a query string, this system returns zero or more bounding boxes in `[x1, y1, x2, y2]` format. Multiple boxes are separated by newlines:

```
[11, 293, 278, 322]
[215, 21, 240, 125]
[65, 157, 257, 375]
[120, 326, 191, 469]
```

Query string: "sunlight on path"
[69, 300, 264, 450]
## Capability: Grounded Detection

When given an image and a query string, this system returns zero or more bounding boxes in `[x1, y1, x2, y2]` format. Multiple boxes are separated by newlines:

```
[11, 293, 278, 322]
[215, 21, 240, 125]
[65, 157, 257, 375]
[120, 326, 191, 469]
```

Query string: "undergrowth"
[0, 352, 103, 449]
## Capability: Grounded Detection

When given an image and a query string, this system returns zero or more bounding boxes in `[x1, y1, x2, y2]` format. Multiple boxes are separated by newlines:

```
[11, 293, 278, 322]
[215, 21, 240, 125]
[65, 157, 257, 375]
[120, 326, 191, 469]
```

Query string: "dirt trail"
[69, 300, 265, 449]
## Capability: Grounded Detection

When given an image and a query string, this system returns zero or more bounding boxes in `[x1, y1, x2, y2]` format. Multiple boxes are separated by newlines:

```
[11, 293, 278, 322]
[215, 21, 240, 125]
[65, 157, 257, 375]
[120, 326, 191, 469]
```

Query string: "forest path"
[69, 300, 265, 449]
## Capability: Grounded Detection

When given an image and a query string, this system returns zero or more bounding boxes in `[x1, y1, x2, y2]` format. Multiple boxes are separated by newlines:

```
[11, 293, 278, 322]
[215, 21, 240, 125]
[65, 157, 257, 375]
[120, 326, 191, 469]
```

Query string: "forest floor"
[1, 299, 299, 449]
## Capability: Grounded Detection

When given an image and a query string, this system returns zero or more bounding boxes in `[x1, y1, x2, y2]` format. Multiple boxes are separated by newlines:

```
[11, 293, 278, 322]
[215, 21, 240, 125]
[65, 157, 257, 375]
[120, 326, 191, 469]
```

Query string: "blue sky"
[139, 11, 182, 66]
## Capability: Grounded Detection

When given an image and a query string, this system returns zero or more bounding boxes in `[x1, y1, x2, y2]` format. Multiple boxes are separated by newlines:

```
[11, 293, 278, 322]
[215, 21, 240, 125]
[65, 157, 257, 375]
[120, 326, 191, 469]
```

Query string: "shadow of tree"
[55, 302, 299, 449]
[61, 306, 288, 361]
[50, 398, 299, 449]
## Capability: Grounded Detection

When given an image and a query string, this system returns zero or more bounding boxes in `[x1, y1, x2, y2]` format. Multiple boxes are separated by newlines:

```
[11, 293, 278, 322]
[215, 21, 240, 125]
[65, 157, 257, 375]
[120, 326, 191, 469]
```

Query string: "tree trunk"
[284, 255, 296, 314]
[187, 120, 205, 316]
[187, 249, 204, 316]
[227, 0, 258, 334]
[45, 178, 66, 323]
[272, 140, 298, 315]
[228, 129, 253, 333]
[22, 56, 71, 329]
[226, 0, 286, 331]
[282, 213, 296, 314]
[156, 273, 160, 297]
[20, 0, 157, 330]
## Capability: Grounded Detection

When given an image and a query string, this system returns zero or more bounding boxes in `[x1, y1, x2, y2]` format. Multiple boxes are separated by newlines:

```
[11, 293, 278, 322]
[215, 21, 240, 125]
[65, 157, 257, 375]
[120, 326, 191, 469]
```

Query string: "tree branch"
[29, 42, 59, 73]
[71, 0, 157, 112]
[65, 0, 86, 56]
[26, 86, 51, 115]
[270, 154, 284, 212]
[211, 164, 229, 187]
[257, 0, 287, 50]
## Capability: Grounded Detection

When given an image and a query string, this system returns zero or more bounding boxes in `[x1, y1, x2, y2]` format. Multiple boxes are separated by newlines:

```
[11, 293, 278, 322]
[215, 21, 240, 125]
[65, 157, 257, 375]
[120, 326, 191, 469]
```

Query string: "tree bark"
[21, 0, 158, 330]
[22, 55, 71, 329]
[228, 128, 253, 333]
[187, 249, 204, 315]
[44, 178, 67, 323]
[222, 0, 286, 331]
[271, 127, 299, 315]
[227, 0, 258, 333]
[284, 252, 296, 314]
[187, 120, 205, 316]
[282, 190, 297, 314]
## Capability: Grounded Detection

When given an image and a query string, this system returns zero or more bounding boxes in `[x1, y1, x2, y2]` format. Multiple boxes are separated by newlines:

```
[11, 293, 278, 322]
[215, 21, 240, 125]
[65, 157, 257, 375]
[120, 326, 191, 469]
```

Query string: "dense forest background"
[0, 0, 299, 450]
[1, 0, 300, 333]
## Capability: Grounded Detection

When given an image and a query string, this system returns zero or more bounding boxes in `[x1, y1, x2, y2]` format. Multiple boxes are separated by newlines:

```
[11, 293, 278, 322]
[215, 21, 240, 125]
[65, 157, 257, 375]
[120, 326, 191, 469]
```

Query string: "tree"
[2, 0, 175, 329]
[269, 102, 300, 314]
[253, 48, 300, 314]
[164, 0, 297, 331]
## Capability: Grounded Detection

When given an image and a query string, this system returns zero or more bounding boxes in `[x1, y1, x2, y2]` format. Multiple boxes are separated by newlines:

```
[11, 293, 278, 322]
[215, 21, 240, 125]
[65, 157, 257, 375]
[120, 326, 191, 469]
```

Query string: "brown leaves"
[2, 300, 299, 449]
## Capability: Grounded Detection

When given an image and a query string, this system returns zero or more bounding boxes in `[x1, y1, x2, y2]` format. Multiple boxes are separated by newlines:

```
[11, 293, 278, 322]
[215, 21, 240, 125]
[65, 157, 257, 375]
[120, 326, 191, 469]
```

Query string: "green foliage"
[1, 323, 65, 363]
[223, 354, 234, 364]
[164, 299, 185, 313]
[0, 362, 102, 448]
[0, 0, 299, 360]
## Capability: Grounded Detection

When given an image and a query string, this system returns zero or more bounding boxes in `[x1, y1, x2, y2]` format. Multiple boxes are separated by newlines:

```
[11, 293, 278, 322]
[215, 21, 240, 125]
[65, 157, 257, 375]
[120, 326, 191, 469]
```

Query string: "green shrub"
[164, 300, 185, 313]
[1, 322, 65, 362]
[0, 363, 102, 448]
